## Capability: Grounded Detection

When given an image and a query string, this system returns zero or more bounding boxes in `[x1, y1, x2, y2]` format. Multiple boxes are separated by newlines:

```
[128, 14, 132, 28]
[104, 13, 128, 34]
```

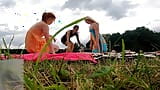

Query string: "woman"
[85, 16, 100, 53]
[25, 12, 59, 53]
[61, 25, 81, 52]
[85, 16, 107, 53]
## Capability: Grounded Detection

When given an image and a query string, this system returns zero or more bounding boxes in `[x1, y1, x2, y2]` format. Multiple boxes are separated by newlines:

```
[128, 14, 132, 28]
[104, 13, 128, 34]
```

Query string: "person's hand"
[79, 43, 84, 48]
[50, 36, 56, 42]
[49, 35, 55, 41]
[49, 35, 52, 38]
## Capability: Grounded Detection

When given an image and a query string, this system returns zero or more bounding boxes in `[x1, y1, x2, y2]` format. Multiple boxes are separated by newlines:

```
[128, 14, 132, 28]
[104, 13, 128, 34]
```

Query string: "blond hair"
[85, 16, 97, 23]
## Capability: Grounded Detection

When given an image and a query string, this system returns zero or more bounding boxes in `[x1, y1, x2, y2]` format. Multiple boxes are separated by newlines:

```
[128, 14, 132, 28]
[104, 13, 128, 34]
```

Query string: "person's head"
[85, 16, 96, 24]
[73, 25, 79, 32]
[42, 12, 56, 25]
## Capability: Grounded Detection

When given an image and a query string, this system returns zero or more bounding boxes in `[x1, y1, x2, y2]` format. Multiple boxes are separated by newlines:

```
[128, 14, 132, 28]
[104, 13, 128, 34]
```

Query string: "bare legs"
[66, 42, 74, 52]
[90, 33, 100, 53]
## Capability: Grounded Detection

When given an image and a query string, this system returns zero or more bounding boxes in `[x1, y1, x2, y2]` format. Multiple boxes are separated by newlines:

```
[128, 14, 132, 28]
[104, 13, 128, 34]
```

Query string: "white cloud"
[0, 0, 16, 8]
[62, 0, 137, 20]
[0, 0, 160, 49]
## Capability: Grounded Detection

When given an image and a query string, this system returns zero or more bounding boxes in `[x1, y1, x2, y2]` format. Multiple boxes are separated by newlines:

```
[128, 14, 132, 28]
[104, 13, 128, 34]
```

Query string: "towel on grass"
[0, 52, 97, 63]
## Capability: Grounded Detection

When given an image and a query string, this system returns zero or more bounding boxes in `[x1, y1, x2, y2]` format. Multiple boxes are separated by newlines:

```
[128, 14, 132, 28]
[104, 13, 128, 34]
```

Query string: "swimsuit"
[89, 29, 96, 38]
[61, 30, 80, 45]
[89, 29, 108, 53]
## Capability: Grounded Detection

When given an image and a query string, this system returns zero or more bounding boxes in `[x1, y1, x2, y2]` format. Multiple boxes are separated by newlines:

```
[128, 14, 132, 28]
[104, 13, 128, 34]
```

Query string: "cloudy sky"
[0, 0, 160, 49]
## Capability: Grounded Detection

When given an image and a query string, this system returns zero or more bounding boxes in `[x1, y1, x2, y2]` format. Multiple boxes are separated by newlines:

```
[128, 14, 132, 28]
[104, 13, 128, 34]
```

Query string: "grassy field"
[24, 55, 160, 90]
[1, 17, 160, 90]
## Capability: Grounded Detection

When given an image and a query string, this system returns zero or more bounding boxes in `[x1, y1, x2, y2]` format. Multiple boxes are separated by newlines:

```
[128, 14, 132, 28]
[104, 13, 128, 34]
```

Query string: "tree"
[103, 26, 160, 52]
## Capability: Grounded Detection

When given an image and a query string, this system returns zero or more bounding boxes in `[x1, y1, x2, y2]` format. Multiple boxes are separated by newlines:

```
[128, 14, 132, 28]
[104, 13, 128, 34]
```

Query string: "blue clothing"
[89, 29, 108, 53]
[90, 29, 99, 53]
[99, 34, 108, 53]
[89, 29, 96, 38]
[92, 49, 99, 53]
[102, 43, 107, 52]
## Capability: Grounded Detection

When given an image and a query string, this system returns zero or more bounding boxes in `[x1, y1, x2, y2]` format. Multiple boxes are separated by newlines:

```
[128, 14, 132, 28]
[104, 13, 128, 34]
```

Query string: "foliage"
[104, 26, 160, 52]
[24, 57, 160, 90]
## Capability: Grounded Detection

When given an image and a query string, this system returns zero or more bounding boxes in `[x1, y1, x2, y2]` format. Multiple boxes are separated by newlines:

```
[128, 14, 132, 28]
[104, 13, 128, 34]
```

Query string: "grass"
[35, 16, 86, 72]
[24, 57, 160, 90]
[24, 37, 160, 89]
[0, 17, 160, 89]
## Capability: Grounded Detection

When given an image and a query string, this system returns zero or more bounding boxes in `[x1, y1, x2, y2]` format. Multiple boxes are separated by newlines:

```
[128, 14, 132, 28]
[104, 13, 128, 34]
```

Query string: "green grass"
[35, 17, 86, 72]
[24, 57, 160, 90]
[0, 17, 160, 90]
[24, 37, 160, 90]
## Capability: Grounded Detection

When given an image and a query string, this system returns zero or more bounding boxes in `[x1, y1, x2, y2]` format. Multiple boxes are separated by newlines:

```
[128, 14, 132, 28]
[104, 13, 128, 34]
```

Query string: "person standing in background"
[85, 16, 100, 53]
[85, 16, 107, 53]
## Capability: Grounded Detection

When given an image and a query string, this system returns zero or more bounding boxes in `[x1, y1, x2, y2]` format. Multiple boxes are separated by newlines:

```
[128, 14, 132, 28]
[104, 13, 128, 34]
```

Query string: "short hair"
[42, 12, 56, 22]
[73, 25, 79, 29]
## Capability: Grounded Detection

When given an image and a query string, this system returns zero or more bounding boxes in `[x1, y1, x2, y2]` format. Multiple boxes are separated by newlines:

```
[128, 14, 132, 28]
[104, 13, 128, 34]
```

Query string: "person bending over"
[85, 16, 100, 53]
[61, 25, 82, 52]
[85, 16, 107, 53]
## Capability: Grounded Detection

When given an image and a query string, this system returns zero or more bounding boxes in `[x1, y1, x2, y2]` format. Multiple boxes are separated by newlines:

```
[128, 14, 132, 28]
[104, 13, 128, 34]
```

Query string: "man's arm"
[66, 30, 71, 44]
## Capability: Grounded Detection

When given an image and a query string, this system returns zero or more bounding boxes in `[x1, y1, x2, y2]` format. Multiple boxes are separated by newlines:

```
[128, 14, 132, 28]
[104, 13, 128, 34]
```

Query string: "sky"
[0, 0, 160, 49]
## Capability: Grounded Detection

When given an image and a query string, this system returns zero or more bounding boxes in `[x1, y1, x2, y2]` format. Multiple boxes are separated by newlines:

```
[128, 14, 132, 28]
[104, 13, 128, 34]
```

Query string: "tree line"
[102, 26, 160, 52]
